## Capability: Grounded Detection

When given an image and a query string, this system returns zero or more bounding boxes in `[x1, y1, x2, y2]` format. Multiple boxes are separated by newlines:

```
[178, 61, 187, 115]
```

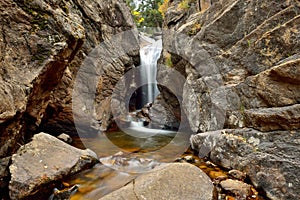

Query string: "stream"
[61, 130, 265, 200]
[67, 130, 182, 199]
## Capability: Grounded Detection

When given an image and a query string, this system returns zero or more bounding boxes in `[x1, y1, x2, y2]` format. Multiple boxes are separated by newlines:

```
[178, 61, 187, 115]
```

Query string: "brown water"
[66, 130, 188, 199]
[61, 130, 265, 200]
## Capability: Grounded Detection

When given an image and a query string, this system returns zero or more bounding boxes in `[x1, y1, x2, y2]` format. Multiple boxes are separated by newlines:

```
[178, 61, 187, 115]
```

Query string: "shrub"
[165, 52, 173, 67]
[188, 23, 202, 36]
[178, 0, 190, 10]
[158, 0, 170, 18]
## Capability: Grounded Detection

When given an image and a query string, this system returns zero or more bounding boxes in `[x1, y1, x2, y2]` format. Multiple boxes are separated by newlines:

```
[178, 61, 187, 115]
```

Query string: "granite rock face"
[191, 129, 300, 200]
[0, 0, 139, 197]
[0, 0, 84, 159]
[41, 0, 140, 136]
[100, 163, 215, 200]
[9, 132, 98, 200]
[159, 0, 300, 199]
[159, 0, 300, 133]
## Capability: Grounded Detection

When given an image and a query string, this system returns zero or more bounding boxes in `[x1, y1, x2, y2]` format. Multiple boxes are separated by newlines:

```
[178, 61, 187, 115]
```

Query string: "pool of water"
[60, 130, 265, 200]
[64, 129, 190, 199]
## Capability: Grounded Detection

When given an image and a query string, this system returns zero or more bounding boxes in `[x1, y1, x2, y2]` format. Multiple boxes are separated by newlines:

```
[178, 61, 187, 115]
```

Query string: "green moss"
[239, 104, 245, 114]
[32, 16, 49, 30]
[165, 53, 173, 67]
[247, 39, 251, 47]
[178, 0, 190, 10]
[31, 44, 51, 64]
[19, 2, 49, 31]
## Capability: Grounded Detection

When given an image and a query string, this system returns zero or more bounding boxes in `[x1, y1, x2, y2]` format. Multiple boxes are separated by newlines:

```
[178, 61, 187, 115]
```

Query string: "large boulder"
[100, 163, 215, 200]
[190, 129, 300, 200]
[9, 132, 98, 200]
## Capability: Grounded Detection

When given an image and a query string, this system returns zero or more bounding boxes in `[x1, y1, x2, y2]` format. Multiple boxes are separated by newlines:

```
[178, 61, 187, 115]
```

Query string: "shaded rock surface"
[39, 0, 140, 135]
[0, 0, 139, 195]
[0, 0, 85, 159]
[100, 163, 215, 200]
[191, 129, 300, 200]
[9, 132, 98, 200]
[149, 94, 180, 130]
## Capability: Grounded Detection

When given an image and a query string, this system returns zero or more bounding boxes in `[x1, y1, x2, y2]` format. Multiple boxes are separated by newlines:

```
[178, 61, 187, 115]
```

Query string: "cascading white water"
[129, 34, 162, 129]
[138, 35, 162, 108]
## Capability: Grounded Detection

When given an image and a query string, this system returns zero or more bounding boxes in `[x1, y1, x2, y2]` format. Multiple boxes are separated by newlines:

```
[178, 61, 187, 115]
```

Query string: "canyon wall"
[158, 0, 300, 199]
[0, 0, 139, 197]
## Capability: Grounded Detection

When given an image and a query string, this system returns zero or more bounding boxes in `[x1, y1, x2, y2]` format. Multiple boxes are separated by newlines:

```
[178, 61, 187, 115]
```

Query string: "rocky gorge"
[0, 0, 299, 200]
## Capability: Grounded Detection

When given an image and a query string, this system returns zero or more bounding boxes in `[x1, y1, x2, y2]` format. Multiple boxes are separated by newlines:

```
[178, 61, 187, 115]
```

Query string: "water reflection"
[67, 130, 183, 199]
[68, 164, 137, 200]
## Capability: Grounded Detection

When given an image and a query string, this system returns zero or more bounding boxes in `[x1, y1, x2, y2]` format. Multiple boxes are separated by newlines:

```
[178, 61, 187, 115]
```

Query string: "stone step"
[244, 104, 300, 132]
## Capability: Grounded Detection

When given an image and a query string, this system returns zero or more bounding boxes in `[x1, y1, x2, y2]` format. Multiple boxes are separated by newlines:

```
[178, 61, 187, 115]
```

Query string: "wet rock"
[183, 155, 194, 162]
[100, 155, 161, 173]
[100, 163, 215, 200]
[191, 128, 300, 200]
[220, 179, 252, 199]
[149, 94, 180, 130]
[209, 171, 228, 181]
[49, 185, 79, 200]
[9, 132, 98, 200]
[57, 133, 72, 144]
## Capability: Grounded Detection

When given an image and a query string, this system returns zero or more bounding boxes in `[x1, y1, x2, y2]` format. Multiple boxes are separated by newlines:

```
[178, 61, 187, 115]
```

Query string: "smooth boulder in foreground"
[9, 132, 98, 200]
[100, 163, 215, 200]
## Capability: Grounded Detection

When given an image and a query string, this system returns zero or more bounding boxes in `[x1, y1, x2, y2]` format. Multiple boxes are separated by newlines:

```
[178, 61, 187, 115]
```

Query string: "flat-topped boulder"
[100, 163, 215, 200]
[9, 132, 98, 200]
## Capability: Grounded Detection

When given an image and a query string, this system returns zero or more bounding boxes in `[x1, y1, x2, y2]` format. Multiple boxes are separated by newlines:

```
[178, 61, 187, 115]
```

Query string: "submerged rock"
[49, 185, 79, 200]
[9, 133, 98, 200]
[100, 163, 215, 200]
[57, 133, 73, 144]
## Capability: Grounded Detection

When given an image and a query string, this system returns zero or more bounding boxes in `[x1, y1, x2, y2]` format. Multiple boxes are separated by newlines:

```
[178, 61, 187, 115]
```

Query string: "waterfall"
[136, 35, 162, 109]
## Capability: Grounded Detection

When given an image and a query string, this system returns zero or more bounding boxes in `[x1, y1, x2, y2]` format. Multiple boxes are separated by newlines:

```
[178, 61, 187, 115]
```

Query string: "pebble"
[228, 169, 246, 181]
[209, 171, 227, 179]
[57, 133, 72, 144]
[183, 155, 194, 162]
[206, 160, 217, 167]
[220, 179, 252, 198]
